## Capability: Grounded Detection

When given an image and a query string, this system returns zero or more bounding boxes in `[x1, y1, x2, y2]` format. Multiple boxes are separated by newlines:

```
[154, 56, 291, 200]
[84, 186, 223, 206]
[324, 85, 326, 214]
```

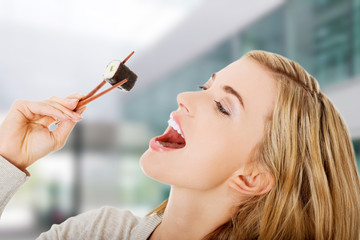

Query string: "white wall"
[324, 78, 360, 139]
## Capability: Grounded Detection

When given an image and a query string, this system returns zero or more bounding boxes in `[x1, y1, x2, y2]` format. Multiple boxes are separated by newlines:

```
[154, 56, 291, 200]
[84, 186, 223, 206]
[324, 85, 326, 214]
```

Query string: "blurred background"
[0, 0, 359, 239]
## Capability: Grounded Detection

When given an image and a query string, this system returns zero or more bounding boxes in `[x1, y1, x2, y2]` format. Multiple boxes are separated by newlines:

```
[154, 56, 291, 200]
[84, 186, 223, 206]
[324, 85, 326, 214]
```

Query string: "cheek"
[181, 131, 251, 189]
[139, 145, 238, 190]
[139, 126, 256, 190]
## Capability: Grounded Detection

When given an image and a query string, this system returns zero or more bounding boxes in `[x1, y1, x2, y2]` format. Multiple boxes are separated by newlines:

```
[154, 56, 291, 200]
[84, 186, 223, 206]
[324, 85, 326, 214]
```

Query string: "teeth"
[168, 118, 184, 138]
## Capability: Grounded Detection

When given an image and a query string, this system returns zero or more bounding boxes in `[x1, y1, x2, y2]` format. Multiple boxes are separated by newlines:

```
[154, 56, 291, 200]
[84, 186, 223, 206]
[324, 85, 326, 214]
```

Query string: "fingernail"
[67, 98, 79, 102]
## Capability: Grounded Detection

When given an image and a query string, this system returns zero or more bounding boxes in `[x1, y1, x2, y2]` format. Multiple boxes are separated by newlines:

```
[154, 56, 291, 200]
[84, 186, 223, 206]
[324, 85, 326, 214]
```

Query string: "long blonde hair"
[149, 50, 360, 239]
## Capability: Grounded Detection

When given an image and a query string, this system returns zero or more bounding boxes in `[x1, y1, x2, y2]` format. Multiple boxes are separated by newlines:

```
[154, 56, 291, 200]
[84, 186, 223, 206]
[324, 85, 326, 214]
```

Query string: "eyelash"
[198, 85, 207, 91]
[198, 85, 230, 116]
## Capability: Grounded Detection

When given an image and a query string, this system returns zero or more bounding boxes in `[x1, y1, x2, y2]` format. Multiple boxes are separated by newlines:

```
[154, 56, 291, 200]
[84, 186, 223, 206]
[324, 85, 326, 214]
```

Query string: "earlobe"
[229, 170, 274, 197]
[255, 172, 274, 195]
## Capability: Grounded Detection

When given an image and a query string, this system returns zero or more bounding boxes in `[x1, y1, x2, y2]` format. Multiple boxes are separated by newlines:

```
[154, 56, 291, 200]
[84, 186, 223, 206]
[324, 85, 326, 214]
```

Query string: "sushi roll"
[103, 60, 138, 91]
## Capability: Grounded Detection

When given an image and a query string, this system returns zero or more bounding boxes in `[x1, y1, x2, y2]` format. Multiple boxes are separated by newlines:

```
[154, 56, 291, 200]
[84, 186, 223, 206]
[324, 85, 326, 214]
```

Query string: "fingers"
[43, 93, 86, 122]
[31, 94, 88, 150]
[37, 115, 58, 127]
[52, 106, 87, 149]
[0, 94, 88, 166]
[47, 93, 84, 109]
[66, 93, 85, 100]
[44, 98, 82, 122]
[12, 100, 73, 123]
[9, 93, 86, 126]
[47, 96, 79, 110]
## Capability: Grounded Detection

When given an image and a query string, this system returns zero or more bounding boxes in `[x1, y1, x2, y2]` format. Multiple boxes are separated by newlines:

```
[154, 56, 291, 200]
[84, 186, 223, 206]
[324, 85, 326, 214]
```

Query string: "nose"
[177, 91, 193, 116]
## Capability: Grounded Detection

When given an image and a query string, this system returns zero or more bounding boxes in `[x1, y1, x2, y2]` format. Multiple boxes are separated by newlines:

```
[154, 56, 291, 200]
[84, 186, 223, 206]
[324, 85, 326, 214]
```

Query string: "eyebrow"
[212, 73, 245, 109]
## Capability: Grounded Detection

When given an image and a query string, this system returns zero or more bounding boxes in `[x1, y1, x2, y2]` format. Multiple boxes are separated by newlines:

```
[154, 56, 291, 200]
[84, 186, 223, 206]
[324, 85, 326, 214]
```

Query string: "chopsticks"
[75, 78, 128, 110]
[74, 51, 134, 111]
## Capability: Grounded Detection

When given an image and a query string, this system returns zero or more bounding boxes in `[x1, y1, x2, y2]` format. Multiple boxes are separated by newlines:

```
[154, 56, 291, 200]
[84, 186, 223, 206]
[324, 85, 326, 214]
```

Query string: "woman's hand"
[0, 93, 86, 171]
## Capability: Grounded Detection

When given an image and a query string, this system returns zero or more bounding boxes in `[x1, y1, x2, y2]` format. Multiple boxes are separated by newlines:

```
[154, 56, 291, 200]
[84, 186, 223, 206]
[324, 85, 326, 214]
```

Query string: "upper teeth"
[168, 118, 184, 138]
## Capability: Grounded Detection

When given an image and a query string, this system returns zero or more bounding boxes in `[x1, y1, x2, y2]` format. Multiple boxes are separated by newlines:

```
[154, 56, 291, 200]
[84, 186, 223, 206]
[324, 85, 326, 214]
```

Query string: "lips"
[149, 112, 186, 152]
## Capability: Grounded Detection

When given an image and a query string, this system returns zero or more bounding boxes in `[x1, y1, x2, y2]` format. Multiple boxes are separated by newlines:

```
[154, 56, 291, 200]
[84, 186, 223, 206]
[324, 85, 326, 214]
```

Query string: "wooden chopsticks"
[75, 78, 128, 111]
[74, 51, 134, 111]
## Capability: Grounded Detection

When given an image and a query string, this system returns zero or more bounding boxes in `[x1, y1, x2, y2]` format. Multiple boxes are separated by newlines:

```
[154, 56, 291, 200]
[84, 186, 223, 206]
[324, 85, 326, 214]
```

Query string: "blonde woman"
[0, 51, 359, 239]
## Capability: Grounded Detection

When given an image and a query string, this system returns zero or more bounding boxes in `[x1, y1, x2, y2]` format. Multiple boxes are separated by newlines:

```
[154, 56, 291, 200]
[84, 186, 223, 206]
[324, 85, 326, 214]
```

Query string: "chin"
[140, 148, 184, 187]
[139, 149, 164, 181]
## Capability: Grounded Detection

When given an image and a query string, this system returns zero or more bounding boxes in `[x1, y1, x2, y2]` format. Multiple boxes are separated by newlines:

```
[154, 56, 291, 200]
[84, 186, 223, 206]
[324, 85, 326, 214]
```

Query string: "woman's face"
[140, 57, 278, 190]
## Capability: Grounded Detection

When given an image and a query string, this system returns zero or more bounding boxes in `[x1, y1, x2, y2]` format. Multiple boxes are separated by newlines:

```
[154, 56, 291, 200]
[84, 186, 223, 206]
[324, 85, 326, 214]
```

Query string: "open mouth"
[151, 116, 186, 151]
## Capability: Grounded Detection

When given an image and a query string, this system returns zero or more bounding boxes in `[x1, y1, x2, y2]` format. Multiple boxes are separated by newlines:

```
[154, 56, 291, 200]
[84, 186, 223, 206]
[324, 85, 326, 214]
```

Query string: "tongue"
[156, 127, 186, 149]
[157, 141, 185, 149]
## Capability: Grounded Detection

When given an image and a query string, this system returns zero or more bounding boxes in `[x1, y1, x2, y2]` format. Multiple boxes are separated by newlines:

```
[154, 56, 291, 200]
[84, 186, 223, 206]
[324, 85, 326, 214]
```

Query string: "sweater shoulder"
[38, 206, 141, 239]
[91, 206, 141, 230]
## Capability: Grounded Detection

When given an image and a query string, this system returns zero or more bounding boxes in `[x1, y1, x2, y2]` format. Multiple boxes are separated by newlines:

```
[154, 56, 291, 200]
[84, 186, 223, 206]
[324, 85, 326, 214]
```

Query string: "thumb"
[52, 107, 86, 149]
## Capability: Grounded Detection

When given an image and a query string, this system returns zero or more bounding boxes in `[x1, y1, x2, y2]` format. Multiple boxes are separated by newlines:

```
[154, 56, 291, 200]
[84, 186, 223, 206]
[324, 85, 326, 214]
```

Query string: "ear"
[229, 167, 274, 196]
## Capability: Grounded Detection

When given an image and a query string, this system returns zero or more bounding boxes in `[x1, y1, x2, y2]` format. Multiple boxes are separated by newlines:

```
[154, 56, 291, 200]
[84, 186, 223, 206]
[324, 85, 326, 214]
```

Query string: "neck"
[150, 184, 237, 240]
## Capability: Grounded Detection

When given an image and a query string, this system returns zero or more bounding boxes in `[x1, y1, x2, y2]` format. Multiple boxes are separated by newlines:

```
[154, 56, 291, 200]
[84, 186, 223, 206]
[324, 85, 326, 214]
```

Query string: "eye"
[214, 100, 230, 116]
[198, 85, 208, 91]
[199, 85, 230, 116]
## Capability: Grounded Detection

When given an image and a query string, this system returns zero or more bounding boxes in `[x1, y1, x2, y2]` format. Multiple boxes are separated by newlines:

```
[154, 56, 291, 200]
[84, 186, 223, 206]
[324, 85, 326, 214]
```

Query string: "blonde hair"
[148, 50, 360, 239]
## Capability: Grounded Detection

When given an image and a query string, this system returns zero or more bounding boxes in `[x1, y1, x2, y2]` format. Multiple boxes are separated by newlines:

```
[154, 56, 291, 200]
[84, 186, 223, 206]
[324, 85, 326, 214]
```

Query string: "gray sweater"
[0, 156, 162, 240]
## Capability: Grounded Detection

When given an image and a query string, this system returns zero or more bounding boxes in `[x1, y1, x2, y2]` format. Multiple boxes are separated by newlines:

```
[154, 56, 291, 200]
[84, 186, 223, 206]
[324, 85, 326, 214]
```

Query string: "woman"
[0, 50, 359, 239]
